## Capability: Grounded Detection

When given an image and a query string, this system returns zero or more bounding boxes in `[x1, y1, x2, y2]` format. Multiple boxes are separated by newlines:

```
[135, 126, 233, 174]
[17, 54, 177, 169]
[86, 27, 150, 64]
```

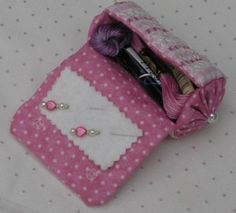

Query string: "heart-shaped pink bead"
[75, 127, 87, 137]
[46, 100, 57, 111]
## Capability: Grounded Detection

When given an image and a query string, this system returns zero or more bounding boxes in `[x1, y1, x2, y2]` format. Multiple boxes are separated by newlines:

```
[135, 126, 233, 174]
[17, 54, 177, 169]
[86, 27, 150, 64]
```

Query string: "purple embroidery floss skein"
[90, 23, 132, 57]
[90, 22, 163, 105]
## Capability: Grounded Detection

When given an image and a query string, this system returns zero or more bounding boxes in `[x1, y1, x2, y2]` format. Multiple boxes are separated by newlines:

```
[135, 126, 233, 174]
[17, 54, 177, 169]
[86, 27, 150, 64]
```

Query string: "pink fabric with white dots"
[11, 43, 174, 206]
[10, 1, 226, 206]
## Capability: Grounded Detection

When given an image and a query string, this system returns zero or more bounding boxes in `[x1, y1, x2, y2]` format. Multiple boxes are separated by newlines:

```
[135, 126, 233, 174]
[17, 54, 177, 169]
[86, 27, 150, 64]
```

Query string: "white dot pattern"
[0, 0, 235, 213]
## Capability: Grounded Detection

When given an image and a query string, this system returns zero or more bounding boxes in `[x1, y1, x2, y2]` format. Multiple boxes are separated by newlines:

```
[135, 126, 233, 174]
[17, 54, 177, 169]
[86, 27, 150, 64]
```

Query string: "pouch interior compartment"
[89, 18, 197, 122]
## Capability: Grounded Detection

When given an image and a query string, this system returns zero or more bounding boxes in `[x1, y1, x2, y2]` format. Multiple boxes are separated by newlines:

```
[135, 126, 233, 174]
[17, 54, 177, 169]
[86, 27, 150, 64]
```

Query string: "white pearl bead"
[208, 113, 218, 124]
[58, 103, 69, 110]
[88, 129, 100, 136]
[41, 101, 46, 107]
[58, 103, 65, 109]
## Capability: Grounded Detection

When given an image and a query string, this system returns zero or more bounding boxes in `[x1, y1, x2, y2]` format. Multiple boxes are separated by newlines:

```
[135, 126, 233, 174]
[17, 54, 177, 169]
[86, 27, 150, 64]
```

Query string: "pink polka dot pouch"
[10, 1, 226, 206]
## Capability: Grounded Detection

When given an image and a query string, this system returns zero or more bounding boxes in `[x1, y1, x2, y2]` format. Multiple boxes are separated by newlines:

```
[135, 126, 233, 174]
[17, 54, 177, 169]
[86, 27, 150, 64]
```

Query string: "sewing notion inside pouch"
[88, 10, 225, 139]
[89, 21, 196, 122]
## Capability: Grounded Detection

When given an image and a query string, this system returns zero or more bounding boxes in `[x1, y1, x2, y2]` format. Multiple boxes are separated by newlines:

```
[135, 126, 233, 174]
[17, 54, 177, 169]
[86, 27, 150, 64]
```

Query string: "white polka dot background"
[0, 0, 236, 212]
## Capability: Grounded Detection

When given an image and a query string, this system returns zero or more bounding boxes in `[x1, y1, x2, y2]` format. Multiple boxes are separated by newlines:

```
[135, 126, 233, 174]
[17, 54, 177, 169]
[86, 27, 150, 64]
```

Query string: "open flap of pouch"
[11, 41, 174, 206]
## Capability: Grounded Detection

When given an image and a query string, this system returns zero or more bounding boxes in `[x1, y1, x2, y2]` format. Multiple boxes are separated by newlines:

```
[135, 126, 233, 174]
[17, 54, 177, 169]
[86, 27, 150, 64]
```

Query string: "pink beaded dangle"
[41, 100, 69, 111]
[70, 126, 101, 138]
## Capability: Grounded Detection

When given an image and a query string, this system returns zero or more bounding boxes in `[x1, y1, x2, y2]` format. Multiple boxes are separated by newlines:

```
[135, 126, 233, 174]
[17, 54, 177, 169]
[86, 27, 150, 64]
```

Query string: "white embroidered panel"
[40, 68, 143, 170]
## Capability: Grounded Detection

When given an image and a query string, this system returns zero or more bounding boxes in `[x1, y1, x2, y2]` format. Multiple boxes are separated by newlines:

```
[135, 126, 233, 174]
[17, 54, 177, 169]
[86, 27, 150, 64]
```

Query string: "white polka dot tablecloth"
[0, 0, 236, 212]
